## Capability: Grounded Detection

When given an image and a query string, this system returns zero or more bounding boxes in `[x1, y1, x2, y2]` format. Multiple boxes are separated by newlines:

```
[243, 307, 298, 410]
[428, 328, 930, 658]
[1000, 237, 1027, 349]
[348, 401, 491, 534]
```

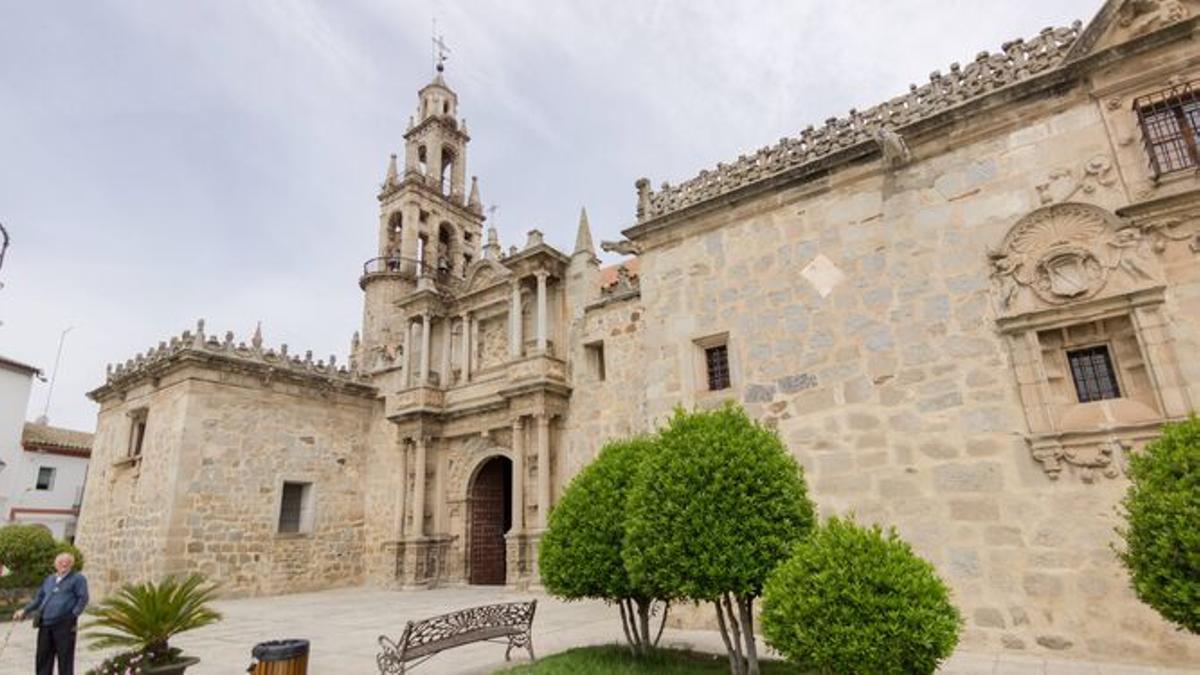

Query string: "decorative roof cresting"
[99, 319, 369, 393]
[634, 21, 1083, 223]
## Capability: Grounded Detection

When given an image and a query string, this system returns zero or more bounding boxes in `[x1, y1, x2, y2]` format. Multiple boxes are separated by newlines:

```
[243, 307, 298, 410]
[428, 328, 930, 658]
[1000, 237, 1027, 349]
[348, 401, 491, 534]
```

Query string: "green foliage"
[84, 574, 222, 666]
[623, 404, 815, 602]
[1118, 416, 1200, 634]
[0, 525, 59, 589]
[540, 436, 656, 601]
[761, 517, 962, 675]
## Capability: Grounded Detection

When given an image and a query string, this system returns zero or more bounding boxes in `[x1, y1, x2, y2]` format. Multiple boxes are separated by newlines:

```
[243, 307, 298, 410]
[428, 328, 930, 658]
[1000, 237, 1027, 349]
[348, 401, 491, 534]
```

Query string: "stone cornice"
[403, 114, 470, 143]
[377, 175, 486, 224]
[89, 320, 376, 402]
[623, 16, 1199, 241]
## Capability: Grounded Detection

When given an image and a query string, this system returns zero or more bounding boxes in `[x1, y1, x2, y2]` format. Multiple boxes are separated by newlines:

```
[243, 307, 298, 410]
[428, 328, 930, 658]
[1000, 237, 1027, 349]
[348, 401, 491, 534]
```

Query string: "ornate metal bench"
[376, 600, 537, 674]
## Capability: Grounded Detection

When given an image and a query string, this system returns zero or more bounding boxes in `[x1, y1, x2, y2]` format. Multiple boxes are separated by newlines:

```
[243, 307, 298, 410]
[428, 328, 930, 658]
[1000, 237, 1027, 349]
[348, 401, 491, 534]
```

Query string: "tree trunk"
[618, 598, 636, 655]
[722, 593, 746, 674]
[737, 594, 761, 675]
[636, 598, 652, 652]
[713, 598, 743, 675]
[653, 601, 670, 647]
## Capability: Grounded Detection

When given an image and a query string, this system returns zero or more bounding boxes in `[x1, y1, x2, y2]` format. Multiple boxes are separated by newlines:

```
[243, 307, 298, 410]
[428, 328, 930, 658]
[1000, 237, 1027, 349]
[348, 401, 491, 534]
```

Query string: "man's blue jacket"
[24, 571, 89, 626]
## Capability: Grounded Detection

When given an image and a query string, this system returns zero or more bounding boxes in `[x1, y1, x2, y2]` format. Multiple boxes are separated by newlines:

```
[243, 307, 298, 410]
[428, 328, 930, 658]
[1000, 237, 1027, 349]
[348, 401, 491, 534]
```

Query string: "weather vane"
[432, 19, 450, 73]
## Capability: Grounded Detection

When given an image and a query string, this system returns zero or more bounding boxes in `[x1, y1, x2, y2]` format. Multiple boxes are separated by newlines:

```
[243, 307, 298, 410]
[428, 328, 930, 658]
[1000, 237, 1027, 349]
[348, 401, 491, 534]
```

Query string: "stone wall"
[76, 374, 196, 598]
[561, 293, 647, 477]
[78, 363, 378, 599]
[623, 74, 1200, 663]
[169, 375, 376, 596]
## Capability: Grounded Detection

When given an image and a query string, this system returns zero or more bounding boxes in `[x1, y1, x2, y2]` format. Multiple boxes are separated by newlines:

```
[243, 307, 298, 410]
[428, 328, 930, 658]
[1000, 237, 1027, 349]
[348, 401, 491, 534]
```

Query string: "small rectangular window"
[1134, 81, 1200, 176]
[705, 345, 731, 391]
[1067, 346, 1121, 403]
[585, 341, 606, 381]
[128, 409, 148, 458]
[35, 467, 55, 491]
[278, 481, 313, 534]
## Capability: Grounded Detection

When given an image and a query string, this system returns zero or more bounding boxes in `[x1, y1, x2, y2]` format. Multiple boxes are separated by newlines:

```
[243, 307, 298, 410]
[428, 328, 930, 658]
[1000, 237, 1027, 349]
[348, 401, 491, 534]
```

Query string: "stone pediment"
[461, 258, 512, 294]
[1065, 0, 1198, 61]
[988, 202, 1168, 318]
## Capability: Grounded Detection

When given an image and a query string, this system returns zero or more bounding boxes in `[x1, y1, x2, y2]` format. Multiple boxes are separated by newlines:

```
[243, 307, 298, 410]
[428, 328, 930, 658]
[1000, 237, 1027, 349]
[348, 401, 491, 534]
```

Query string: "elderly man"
[13, 552, 89, 675]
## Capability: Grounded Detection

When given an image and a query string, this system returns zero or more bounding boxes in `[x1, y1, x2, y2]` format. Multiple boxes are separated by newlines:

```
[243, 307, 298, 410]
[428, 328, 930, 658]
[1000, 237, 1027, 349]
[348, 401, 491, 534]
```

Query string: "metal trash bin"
[248, 639, 309, 675]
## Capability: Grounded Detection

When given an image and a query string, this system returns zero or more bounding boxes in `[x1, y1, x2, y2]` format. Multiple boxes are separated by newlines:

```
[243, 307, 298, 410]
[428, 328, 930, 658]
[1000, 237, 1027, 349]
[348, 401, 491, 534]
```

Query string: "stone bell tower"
[358, 60, 486, 379]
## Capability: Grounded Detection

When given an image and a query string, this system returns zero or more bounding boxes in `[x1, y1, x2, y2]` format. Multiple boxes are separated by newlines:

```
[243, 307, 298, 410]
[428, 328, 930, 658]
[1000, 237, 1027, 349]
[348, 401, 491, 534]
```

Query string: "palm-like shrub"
[85, 574, 222, 667]
[1118, 416, 1200, 633]
[761, 517, 961, 675]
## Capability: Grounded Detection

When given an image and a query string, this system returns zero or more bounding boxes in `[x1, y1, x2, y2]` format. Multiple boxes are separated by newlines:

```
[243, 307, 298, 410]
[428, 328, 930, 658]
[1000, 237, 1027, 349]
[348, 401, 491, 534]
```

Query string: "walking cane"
[0, 619, 17, 663]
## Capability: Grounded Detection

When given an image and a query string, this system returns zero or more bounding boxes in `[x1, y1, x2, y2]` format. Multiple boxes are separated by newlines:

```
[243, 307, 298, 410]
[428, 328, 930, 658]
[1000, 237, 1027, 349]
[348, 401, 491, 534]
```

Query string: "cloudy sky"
[0, 0, 1100, 431]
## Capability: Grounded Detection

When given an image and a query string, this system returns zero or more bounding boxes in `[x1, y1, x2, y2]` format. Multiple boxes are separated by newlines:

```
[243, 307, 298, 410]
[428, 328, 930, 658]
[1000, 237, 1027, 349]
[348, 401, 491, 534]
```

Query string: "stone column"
[419, 313, 431, 383]
[396, 438, 408, 539]
[535, 271, 548, 353]
[510, 279, 523, 359]
[434, 439, 449, 534]
[536, 414, 551, 529]
[402, 317, 413, 388]
[440, 317, 452, 387]
[460, 312, 472, 383]
[411, 437, 427, 538]
[471, 318, 480, 371]
[510, 417, 525, 533]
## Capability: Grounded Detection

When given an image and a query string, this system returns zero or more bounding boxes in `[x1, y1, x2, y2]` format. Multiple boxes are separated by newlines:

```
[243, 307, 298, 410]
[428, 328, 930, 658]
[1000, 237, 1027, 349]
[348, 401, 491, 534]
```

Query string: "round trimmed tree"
[761, 517, 961, 675]
[623, 404, 815, 675]
[0, 524, 59, 589]
[1118, 416, 1200, 634]
[539, 435, 665, 654]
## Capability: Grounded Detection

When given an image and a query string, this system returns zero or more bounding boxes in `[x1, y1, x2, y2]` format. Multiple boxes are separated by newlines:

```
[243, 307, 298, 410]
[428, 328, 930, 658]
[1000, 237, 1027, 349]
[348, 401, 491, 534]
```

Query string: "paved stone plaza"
[0, 587, 1191, 674]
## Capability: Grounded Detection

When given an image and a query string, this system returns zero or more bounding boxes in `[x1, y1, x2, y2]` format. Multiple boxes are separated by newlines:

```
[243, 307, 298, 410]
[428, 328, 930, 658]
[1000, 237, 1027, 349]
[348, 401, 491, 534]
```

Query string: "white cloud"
[0, 0, 1101, 430]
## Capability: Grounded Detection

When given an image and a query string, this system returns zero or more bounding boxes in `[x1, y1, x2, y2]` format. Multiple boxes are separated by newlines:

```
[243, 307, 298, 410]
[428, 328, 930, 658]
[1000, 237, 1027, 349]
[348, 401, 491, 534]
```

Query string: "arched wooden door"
[468, 456, 513, 585]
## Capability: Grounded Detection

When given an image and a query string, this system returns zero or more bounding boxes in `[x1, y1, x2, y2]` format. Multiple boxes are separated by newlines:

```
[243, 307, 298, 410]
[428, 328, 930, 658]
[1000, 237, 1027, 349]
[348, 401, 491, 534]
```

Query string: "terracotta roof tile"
[598, 257, 639, 290]
[22, 423, 93, 456]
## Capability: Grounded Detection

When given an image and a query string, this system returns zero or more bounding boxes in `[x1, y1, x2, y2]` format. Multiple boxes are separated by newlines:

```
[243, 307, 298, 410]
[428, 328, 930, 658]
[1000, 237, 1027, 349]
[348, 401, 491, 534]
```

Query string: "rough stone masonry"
[78, 0, 1200, 667]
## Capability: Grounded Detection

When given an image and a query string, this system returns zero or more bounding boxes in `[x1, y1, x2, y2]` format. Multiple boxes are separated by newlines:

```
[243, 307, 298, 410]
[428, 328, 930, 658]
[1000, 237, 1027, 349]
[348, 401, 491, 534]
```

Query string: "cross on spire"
[432, 19, 450, 73]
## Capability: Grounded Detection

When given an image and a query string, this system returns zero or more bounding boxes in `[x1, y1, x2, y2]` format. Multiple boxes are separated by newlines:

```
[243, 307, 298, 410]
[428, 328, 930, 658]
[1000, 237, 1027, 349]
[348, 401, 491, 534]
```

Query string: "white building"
[0, 355, 92, 541]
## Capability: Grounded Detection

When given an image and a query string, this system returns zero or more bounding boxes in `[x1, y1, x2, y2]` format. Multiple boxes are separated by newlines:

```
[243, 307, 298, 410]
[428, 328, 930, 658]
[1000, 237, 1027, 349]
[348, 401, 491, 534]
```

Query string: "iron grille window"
[705, 345, 731, 391]
[35, 467, 55, 491]
[1067, 346, 1121, 403]
[1134, 81, 1200, 176]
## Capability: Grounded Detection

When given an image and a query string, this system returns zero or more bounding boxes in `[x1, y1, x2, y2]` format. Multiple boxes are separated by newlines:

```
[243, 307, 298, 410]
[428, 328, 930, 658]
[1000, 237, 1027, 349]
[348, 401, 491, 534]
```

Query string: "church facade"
[77, 0, 1200, 665]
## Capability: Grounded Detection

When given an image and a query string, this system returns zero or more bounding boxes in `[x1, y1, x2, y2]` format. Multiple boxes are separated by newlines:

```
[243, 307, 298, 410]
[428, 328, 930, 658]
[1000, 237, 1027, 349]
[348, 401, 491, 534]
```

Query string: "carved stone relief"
[1034, 155, 1117, 205]
[988, 202, 1166, 315]
[1116, 0, 1191, 38]
[1031, 436, 1132, 482]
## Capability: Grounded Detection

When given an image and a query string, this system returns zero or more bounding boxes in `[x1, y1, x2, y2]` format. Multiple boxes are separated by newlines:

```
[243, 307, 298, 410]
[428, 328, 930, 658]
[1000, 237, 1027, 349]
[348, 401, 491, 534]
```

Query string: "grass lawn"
[499, 644, 800, 674]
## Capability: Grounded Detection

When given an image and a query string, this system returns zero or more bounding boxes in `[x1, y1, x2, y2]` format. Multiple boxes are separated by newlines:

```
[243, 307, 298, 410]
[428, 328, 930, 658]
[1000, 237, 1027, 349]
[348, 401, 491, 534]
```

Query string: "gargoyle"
[873, 127, 912, 169]
[600, 239, 642, 256]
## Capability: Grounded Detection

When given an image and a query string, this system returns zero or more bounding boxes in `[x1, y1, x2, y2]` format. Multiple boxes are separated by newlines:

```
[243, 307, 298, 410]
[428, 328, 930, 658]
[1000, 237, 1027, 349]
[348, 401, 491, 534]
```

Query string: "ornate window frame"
[990, 202, 1194, 481]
